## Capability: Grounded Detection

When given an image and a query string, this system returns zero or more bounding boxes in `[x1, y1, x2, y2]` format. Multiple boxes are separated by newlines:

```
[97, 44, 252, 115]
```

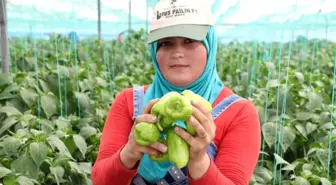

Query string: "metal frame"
[0, 0, 9, 73]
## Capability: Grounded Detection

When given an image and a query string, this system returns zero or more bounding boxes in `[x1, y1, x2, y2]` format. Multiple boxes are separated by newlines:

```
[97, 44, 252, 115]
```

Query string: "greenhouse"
[0, 0, 336, 184]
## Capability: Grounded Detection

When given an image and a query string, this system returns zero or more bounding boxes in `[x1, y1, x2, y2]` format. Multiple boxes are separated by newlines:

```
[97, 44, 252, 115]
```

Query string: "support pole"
[146, 0, 148, 32]
[97, 0, 101, 40]
[128, 0, 131, 32]
[0, 0, 9, 73]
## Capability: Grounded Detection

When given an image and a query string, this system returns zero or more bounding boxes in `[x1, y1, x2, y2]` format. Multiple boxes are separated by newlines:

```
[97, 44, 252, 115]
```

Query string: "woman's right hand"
[120, 98, 168, 169]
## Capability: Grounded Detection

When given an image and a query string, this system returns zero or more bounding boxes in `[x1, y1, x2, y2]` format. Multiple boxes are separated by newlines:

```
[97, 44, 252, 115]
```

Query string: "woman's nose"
[171, 46, 184, 59]
[171, 51, 184, 59]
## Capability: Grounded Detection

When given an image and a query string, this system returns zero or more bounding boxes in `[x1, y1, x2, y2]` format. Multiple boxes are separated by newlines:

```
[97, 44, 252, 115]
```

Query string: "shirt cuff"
[187, 158, 217, 184]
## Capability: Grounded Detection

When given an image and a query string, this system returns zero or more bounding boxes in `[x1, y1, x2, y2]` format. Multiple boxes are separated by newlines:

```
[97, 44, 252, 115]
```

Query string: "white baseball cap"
[147, 0, 214, 44]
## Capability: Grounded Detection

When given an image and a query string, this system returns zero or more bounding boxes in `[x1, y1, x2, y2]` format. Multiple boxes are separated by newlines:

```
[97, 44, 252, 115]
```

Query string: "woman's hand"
[174, 100, 216, 178]
[120, 98, 168, 170]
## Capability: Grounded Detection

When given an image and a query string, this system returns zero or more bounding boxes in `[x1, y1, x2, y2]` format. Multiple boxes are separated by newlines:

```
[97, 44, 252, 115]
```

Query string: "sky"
[5, 0, 336, 41]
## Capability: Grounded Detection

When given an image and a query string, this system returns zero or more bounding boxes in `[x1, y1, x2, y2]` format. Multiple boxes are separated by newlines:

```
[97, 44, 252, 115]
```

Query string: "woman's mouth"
[170, 64, 188, 68]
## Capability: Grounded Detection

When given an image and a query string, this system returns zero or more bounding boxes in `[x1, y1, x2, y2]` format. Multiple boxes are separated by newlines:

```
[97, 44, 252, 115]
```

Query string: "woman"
[91, 0, 261, 184]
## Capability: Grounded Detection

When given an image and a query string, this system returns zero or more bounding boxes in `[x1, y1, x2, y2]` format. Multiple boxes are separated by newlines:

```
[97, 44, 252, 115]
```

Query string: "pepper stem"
[156, 114, 164, 132]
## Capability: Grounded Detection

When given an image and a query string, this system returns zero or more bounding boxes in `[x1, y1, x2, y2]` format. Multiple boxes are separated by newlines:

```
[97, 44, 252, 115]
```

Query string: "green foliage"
[0, 29, 335, 184]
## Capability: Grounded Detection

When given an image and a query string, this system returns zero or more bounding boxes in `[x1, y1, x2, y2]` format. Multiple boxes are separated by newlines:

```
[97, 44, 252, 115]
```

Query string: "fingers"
[190, 106, 213, 135]
[134, 114, 157, 124]
[191, 100, 212, 119]
[129, 138, 164, 157]
[174, 126, 196, 146]
[150, 141, 168, 153]
[137, 145, 162, 156]
[142, 98, 160, 114]
[187, 116, 208, 139]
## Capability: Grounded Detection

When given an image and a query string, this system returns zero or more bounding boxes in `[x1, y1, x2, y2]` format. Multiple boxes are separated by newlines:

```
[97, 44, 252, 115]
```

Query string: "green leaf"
[20, 88, 38, 108]
[320, 177, 332, 185]
[306, 122, 318, 135]
[38, 79, 51, 92]
[54, 117, 71, 130]
[79, 162, 92, 174]
[0, 106, 22, 116]
[29, 142, 48, 168]
[295, 72, 305, 82]
[315, 81, 324, 87]
[95, 77, 108, 88]
[296, 112, 313, 121]
[17, 176, 35, 185]
[316, 148, 329, 170]
[75, 92, 93, 114]
[0, 117, 19, 136]
[274, 153, 289, 166]
[282, 163, 295, 171]
[68, 161, 83, 174]
[295, 124, 307, 138]
[40, 119, 55, 134]
[47, 135, 74, 160]
[11, 154, 38, 179]
[252, 166, 272, 184]
[63, 135, 76, 154]
[0, 166, 12, 178]
[0, 73, 12, 86]
[2, 174, 17, 185]
[320, 122, 335, 129]
[79, 126, 97, 139]
[50, 166, 66, 184]
[302, 163, 313, 171]
[262, 122, 276, 148]
[41, 93, 58, 119]
[293, 176, 310, 185]
[3, 136, 21, 158]
[73, 134, 87, 158]
[0, 85, 17, 100]
[19, 114, 36, 128]
[281, 126, 296, 152]
[306, 92, 323, 111]
[266, 79, 280, 88]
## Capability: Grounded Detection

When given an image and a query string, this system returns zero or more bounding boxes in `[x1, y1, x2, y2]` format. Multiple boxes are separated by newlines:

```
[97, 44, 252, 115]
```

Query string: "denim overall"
[131, 86, 242, 185]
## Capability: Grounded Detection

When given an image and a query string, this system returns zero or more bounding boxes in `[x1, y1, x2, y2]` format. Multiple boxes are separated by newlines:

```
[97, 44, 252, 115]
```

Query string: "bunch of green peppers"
[133, 90, 212, 169]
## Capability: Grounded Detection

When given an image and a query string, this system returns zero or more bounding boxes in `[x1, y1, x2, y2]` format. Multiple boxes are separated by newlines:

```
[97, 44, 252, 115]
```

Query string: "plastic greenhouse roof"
[5, 0, 336, 42]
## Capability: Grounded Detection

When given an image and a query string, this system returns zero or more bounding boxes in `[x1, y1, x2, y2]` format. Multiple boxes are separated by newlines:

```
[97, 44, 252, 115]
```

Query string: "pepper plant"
[0, 30, 335, 185]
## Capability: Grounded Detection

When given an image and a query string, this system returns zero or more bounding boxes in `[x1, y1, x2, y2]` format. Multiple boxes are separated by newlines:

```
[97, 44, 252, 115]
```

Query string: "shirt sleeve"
[187, 100, 261, 185]
[91, 89, 138, 185]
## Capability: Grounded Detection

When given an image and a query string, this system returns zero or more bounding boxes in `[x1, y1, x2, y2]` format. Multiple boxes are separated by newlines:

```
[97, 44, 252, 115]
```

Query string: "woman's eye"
[185, 39, 196, 43]
[158, 41, 170, 47]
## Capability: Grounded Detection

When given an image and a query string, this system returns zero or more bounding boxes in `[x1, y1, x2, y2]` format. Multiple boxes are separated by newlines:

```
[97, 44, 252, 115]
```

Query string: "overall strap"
[205, 93, 243, 160]
[131, 86, 150, 185]
[212, 93, 242, 120]
[132, 86, 145, 121]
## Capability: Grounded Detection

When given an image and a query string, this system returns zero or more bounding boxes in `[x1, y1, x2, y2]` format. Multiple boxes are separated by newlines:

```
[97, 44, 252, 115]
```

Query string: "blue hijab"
[137, 26, 224, 183]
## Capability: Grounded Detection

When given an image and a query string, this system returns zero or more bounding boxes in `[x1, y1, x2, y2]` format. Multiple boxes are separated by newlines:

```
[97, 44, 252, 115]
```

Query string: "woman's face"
[156, 37, 207, 87]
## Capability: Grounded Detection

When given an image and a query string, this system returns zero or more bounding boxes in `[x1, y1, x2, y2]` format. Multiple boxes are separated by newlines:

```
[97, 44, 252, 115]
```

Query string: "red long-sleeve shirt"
[91, 85, 261, 185]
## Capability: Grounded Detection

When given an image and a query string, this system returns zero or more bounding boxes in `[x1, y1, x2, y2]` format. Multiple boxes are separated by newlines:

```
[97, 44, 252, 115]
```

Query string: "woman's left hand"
[174, 100, 216, 162]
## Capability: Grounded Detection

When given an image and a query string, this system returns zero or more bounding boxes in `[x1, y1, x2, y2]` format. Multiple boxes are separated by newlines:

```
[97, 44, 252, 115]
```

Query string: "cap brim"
[147, 24, 209, 44]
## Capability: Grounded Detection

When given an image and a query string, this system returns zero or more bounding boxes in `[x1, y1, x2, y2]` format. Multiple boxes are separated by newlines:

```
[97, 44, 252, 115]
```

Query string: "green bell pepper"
[134, 122, 160, 146]
[182, 90, 213, 112]
[163, 92, 192, 121]
[167, 126, 189, 168]
[151, 91, 192, 131]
